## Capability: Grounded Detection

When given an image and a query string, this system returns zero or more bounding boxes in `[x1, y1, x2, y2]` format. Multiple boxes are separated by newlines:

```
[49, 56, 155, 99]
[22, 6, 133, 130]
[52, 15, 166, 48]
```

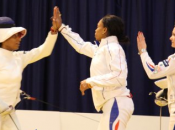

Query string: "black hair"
[102, 15, 129, 45]
[0, 43, 2, 47]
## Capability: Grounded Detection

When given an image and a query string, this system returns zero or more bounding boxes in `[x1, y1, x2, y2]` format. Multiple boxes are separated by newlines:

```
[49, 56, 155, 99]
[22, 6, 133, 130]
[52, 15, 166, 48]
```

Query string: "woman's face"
[2, 32, 23, 51]
[170, 27, 175, 48]
[95, 19, 107, 42]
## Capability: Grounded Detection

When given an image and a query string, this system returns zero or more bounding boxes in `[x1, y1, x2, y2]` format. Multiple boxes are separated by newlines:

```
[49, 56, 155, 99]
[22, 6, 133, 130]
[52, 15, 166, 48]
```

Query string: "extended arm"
[137, 31, 175, 79]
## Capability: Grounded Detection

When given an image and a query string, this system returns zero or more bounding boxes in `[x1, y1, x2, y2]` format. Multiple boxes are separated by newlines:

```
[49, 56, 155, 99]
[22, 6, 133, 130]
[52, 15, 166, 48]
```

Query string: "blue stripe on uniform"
[146, 62, 154, 72]
[163, 60, 169, 67]
[109, 99, 119, 130]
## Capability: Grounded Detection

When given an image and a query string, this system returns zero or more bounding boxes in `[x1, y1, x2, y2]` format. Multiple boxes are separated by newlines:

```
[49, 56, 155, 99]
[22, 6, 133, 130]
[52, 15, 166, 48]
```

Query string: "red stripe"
[148, 63, 155, 69]
[115, 120, 120, 130]
[127, 93, 133, 98]
[168, 58, 171, 62]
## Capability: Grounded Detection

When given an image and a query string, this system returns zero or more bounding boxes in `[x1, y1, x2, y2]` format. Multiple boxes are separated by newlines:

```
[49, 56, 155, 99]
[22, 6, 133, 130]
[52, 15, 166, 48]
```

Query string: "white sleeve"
[15, 32, 58, 68]
[140, 52, 175, 79]
[86, 45, 127, 88]
[59, 24, 98, 58]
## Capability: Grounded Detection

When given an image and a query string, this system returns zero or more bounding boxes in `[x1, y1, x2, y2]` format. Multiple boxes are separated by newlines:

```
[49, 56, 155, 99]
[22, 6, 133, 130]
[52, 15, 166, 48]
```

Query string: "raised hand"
[51, 6, 62, 32]
[137, 31, 147, 52]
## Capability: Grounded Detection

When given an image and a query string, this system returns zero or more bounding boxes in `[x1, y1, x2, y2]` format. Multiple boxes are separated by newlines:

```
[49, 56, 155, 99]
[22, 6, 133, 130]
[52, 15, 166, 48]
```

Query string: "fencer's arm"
[86, 73, 127, 88]
[59, 24, 98, 58]
[20, 6, 60, 65]
[140, 52, 175, 79]
[14, 32, 58, 68]
[27, 32, 58, 64]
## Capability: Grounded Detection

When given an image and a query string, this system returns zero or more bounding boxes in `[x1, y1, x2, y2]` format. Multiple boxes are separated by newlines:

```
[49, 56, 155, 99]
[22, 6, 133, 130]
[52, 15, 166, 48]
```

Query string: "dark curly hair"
[102, 15, 129, 45]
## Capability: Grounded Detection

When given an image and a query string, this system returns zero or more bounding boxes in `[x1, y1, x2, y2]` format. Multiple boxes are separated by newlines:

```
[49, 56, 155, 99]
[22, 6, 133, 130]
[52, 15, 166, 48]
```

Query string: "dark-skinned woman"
[56, 9, 134, 130]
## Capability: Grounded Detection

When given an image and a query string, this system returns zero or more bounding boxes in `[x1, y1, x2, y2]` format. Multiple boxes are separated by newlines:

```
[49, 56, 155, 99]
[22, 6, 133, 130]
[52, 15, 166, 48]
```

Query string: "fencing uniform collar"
[99, 36, 119, 48]
[0, 48, 13, 57]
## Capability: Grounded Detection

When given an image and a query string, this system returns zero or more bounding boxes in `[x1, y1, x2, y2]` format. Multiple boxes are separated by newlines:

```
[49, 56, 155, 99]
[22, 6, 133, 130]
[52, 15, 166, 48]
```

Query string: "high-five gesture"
[137, 31, 147, 55]
[51, 6, 62, 33]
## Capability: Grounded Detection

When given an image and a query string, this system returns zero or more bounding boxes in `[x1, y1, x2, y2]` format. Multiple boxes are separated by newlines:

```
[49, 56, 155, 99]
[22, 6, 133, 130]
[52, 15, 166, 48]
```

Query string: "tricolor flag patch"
[146, 62, 155, 72]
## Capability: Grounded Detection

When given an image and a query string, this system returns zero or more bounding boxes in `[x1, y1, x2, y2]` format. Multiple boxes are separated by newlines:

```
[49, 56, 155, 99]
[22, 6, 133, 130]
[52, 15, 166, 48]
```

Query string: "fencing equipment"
[59, 24, 134, 130]
[0, 32, 58, 130]
[140, 52, 175, 130]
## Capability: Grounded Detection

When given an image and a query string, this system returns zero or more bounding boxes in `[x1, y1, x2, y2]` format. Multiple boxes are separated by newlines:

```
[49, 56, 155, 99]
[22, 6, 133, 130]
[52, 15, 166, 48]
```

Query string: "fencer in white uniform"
[57, 12, 134, 130]
[0, 6, 61, 130]
[137, 26, 175, 130]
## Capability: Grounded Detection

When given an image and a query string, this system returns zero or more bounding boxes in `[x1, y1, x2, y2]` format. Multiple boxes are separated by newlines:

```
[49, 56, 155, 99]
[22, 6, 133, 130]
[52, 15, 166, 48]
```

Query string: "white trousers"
[0, 110, 21, 130]
[98, 96, 134, 130]
[169, 103, 175, 130]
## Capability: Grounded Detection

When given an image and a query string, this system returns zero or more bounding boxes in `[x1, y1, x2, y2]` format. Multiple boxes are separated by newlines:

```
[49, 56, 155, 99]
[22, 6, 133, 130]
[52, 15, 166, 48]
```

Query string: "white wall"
[16, 110, 169, 130]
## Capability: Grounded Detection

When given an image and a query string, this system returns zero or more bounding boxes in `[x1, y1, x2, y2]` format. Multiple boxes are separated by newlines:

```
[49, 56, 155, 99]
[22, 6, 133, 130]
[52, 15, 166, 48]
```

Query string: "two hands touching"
[52, 6, 93, 96]
[51, 6, 62, 34]
[51, 6, 148, 54]
[51, 6, 147, 95]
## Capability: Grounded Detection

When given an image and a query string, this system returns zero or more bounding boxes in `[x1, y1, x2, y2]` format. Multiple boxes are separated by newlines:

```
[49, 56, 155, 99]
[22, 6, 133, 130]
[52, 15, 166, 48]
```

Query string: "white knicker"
[97, 96, 134, 130]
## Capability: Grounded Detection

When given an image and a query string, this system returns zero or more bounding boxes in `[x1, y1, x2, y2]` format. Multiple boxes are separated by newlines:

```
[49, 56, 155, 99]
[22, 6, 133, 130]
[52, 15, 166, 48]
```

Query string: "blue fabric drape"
[0, 0, 175, 116]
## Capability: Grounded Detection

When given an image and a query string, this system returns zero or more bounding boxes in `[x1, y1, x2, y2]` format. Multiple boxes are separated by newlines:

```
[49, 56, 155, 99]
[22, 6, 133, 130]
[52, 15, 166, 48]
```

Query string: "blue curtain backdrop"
[0, 0, 175, 116]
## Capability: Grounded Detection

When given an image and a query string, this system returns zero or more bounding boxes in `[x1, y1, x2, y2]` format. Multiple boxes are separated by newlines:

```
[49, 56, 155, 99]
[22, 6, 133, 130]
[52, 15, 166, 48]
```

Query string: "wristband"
[50, 27, 58, 34]
[138, 48, 147, 55]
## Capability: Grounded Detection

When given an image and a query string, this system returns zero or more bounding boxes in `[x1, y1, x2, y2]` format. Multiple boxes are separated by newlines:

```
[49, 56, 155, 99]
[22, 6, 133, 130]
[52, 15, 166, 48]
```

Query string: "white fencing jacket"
[0, 32, 58, 111]
[140, 52, 175, 105]
[60, 24, 130, 111]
